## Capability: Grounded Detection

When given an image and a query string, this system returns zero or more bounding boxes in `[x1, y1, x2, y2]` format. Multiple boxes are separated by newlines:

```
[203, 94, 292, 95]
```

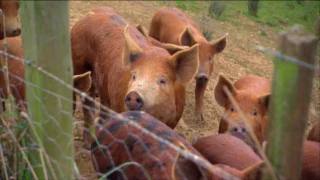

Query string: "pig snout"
[195, 73, 209, 83]
[125, 91, 144, 110]
[231, 124, 247, 137]
[9, 27, 21, 36]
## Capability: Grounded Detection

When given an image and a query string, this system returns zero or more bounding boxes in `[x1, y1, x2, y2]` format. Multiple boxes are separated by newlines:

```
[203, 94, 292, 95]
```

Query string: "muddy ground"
[69, 1, 319, 179]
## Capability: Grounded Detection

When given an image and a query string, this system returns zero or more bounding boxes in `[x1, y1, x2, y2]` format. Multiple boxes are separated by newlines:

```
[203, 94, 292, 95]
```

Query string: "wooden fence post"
[316, 15, 320, 39]
[263, 25, 318, 179]
[19, 1, 74, 179]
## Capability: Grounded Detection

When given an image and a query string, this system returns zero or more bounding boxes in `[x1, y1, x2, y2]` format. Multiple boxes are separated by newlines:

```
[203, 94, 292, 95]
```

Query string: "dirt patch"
[69, 1, 319, 179]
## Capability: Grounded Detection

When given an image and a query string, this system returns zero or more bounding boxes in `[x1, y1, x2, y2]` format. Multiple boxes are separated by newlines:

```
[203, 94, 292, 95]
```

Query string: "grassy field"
[176, 1, 319, 33]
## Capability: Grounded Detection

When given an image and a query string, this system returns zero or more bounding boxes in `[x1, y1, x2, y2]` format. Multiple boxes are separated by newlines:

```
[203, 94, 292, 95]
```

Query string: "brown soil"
[69, 1, 320, 179]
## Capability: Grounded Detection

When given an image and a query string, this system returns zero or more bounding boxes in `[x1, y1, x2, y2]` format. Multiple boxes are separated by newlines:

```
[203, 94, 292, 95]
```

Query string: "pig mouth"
[231, 132, 256, 149]
[231, 132, 247, 141]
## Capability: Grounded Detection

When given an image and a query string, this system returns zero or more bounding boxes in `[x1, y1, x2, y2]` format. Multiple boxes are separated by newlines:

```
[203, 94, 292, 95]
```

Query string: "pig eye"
[252, 111, 258, 116]
[208, 57, 213, 62]
[230, 107, 235, 112]
[132, 73, 136, 81]
[157, 78, 167, 86]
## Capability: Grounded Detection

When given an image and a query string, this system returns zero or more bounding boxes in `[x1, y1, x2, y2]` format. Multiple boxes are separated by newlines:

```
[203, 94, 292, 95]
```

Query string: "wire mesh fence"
[0, 1, 319, 180]
[0, 28, 239, 180]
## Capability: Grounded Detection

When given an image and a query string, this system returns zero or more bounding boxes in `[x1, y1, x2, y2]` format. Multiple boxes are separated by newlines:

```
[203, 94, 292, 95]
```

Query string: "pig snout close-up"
[0, 1, 21, 40]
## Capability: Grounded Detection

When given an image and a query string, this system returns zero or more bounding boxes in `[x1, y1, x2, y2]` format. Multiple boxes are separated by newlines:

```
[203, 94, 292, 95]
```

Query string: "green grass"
[176, 1, 202, 13]
[175, 1, 319, 33]
[218, 1, 319, 33]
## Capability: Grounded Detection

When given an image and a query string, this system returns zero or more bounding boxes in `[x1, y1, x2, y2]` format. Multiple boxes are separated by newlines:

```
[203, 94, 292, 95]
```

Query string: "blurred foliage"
[208, 1, 226, 19]
[0, 99, 31, 180]
[176, 1, 202, 13]
[175, 1, 319, 33]
[248, 0, 259, 17]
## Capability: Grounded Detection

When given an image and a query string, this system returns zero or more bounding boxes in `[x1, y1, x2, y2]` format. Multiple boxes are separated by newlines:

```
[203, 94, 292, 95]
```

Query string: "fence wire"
[1, 1, 319, 180]
[0, 50, 237, 180]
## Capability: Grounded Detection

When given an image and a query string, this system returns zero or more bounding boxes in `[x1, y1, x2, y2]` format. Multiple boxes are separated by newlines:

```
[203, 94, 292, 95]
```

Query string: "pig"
[307, 121, 320, 143]
[301, 140, 320, 180]
[91, 110, 260, 180]
[0, 37, 24, 111]
[193, 134, 264, 180]
[71, 7, 199, 149]
[214, 75, 271, 146]
[0, 37, 91, 113]
[0, 0, 21, 40]
[193, 134, 263, 171]
[149, 7, 228, 121]
[213, 163, 265, 180]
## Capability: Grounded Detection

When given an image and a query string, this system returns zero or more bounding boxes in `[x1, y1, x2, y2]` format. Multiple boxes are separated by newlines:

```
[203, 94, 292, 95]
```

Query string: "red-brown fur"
[193, 134, 264, 180]
[0, 37, 91, 113]
[301, 140, 320, 180]
[0, 0, 21, 40]
[149, 7, 227, 121]
[0, 37, 25, 111]
[71, 7, 199, 148]
[72, 71, 92, 114]
[193, 134, 262, 170]
[214, 75, 271, 146]
[307, 121, 320, 143]
[91, 111, 245, 180]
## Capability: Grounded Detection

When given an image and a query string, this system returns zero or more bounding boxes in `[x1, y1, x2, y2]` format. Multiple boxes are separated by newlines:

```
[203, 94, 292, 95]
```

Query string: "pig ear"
[169, 44, 199, 85]
[259, 93, 271, 110]
[179, 27, 197, 46]
[172, 143, 209, 180]
[122, 24, 144, 70]
[241, 161, 265, 180]
[147, 36, 188, 55]
[161, 43, 190, 55]
[73, 71, 92, 92]
[210, 33, 228, 54]
[136, 24, 149, 38]
[214, 74, 236, 107]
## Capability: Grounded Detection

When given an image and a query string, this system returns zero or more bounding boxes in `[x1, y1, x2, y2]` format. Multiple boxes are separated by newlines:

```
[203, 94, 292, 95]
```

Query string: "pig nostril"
[125, 97, 131, 104]
[231, 126, 247, 135]
[231, 127, 238, 133]
[136, 97, 144, 109]
[136, 98, 141, 104]
[197, 76, 208, 83]
[12, 28, 21, 36]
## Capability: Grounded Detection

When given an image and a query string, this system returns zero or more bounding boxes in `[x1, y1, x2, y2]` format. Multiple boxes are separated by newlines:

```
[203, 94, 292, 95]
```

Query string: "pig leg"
[98, 92, 110, 124]
[195, 80, 207, 121]
[82, 85, 96, 149]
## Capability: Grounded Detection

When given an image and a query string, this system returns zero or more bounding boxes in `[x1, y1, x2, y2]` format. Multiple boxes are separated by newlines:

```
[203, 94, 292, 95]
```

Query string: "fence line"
[1, 30, 318, 178]
[0, 50, 237, 180]
[0, 1, 319, 179]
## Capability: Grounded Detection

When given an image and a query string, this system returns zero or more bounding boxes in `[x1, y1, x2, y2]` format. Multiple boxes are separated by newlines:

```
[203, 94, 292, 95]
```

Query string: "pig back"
[301, 141, 320, 180]
[193, 134, 262, 171]
[91, 111, 205, 180]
